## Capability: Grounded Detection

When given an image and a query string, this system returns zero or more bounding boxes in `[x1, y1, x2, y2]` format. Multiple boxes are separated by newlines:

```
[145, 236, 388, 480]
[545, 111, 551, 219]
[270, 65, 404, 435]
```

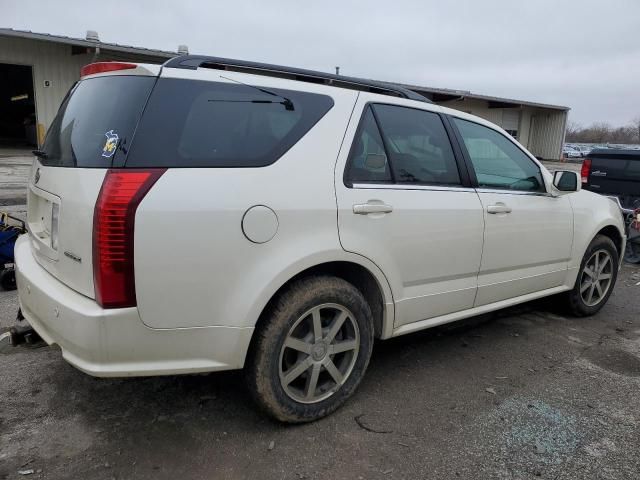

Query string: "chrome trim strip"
[475, 188, 553, 197]
[403, 272, 475, 288]
[351, 183, 475, 193]
[479, 261, 570, 278]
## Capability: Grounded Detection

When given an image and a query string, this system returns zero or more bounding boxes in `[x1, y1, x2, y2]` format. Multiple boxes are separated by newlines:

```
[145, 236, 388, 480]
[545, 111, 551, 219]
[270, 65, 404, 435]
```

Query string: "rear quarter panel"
[133, 74, 381, 329]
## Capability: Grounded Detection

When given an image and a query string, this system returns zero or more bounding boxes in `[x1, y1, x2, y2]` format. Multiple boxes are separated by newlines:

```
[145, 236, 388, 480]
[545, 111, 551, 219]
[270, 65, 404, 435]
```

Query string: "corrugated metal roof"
[0, 28, 569, 111]
[0, 28, 176, 58]
[401, 81, 570, 111]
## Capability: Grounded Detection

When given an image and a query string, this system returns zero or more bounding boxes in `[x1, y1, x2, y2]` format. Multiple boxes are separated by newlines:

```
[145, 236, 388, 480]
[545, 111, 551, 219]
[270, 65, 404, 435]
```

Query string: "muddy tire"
[245, 275, 374, 423]
[565, 235, 619, 317]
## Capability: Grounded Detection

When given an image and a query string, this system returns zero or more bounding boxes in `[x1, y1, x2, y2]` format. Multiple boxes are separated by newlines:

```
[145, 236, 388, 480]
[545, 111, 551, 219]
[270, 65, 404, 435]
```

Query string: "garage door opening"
[0, 63, 37, 147]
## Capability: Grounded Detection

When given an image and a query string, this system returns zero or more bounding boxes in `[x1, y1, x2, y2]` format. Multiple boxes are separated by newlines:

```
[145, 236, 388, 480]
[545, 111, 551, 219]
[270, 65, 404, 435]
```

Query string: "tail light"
[581, 158, 592, 184]
[81, 62, 136, 78]
[93, 169, 165, 308]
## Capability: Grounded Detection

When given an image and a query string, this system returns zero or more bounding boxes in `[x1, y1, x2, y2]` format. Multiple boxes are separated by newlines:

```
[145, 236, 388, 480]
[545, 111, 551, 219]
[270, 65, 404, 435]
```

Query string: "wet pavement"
[1, 265, 639, 479]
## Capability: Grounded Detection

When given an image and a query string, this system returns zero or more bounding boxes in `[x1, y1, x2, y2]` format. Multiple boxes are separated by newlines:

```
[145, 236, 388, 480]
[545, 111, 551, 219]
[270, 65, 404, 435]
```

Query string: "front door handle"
[353, 202, 393, 215]
[487, 203, 512, 214]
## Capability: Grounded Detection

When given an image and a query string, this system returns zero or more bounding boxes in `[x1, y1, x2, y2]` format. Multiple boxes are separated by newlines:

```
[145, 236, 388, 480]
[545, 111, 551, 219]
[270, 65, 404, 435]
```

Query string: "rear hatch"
[586, 149, 640, 197]
[29, 68, 157, 298]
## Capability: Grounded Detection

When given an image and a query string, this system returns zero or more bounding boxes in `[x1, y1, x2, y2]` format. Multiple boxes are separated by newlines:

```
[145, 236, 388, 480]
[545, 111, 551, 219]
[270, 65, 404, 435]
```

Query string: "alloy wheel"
[580, 249, 614, 307]
[278, 303, 360, 404]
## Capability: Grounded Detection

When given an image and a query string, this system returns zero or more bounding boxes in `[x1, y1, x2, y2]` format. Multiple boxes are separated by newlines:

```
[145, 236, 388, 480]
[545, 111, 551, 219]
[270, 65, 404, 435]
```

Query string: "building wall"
[439, 98, 503, 126]
[0, 36, 94, 144]
[518, 109, 533, 149]
[529, 110, 568, 160]
[436, 98, 566, 159]
[0, 36, 169, 145]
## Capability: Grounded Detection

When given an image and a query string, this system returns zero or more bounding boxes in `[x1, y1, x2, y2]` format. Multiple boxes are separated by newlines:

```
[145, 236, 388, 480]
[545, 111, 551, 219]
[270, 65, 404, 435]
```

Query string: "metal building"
[404, 85, 569, 160]
[0, 28, 569, 159]
[0, 28, 175, 147]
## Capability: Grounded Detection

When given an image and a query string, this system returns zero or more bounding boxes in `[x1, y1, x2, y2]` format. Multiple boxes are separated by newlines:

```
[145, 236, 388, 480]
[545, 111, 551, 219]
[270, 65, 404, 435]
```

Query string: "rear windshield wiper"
[207, 98, 294, 110]
[32, 149, 48, 159]
[219, 75, 295, 111]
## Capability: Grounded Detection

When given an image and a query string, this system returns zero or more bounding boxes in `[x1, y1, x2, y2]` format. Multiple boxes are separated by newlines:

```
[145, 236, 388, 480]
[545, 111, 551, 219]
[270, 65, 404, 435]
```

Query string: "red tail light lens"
[581, 158, 592, 183]
[81, 62, 136, 78]
[93, 169, 165, 308]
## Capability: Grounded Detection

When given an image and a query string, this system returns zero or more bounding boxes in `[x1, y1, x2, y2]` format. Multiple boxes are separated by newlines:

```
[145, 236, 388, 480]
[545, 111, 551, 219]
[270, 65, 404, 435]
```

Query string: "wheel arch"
[249, 258, 394, 351]
[596, 224, 624, 257]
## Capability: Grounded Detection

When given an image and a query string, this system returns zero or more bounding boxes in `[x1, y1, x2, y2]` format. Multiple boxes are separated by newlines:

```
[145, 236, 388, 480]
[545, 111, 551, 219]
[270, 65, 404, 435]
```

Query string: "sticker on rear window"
[102, 130, 119, 158]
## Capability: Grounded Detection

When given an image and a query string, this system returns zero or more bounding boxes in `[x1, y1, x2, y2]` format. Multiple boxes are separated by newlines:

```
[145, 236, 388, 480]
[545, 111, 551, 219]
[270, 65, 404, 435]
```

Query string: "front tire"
[566, 235, 619, 316]
[245, 275, 374, 423]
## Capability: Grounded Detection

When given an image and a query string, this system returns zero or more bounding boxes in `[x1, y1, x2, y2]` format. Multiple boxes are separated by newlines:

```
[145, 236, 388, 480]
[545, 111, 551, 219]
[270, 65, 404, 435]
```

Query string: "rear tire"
[245, 275, 374, 423]
[565, 235, 619, 316]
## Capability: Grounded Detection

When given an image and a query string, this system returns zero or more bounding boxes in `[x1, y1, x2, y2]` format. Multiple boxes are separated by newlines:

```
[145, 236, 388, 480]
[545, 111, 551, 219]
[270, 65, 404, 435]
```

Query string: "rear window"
[125, 78, 334, 168]
[41, 76, 155, 167]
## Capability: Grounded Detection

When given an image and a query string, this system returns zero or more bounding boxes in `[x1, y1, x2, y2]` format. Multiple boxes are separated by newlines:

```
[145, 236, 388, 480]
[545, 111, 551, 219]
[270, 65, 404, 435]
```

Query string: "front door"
[335, 98, 485, 329]
[451, 117, 573, 306]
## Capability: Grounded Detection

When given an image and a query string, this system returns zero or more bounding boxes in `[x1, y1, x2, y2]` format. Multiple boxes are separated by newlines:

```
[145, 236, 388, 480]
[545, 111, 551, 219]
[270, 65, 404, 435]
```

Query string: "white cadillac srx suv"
[14, 56, 625, 422]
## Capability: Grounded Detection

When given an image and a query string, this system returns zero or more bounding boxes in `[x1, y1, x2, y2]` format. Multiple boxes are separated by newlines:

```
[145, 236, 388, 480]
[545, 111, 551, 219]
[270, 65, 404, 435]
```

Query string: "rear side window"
[345, 104, 460, 186]
[373, 104, 460, 185]
[453, 118, 544, 192]
[41, 76, 155, 167]
[126, 78, 334, 168]
[345, 107, 393, 184]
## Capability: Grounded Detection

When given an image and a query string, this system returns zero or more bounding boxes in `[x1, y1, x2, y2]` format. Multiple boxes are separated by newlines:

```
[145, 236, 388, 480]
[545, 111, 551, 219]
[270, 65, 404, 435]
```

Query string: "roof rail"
[163, 55, 430, 103]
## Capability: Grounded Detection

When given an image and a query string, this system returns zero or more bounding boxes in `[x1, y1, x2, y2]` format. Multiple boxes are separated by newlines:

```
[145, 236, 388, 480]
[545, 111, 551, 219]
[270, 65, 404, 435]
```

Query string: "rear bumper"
[15, 235, 253, 377]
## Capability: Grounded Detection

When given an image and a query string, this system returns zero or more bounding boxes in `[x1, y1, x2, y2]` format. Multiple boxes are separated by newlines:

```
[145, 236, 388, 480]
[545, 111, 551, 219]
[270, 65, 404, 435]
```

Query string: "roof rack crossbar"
[163, 55, 430, 103]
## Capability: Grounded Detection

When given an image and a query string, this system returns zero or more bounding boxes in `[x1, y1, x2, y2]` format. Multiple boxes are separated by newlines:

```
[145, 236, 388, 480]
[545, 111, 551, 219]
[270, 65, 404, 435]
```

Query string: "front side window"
[345, 104, 460, 186]
[453, 118, 544, 192]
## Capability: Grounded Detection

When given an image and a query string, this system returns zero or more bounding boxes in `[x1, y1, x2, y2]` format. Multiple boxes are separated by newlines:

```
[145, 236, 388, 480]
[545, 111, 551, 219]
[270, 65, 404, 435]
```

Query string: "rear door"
[450, 117, 573, 306]
[335, 97, 485, 329]
[29, 71, 158, 297]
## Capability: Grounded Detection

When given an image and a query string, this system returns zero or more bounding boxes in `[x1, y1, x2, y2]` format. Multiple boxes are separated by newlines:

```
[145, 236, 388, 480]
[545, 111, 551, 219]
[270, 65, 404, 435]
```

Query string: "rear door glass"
[372, 104, 461, 185]
[41, 76, 155, 167]
[125, 78, 334, 168]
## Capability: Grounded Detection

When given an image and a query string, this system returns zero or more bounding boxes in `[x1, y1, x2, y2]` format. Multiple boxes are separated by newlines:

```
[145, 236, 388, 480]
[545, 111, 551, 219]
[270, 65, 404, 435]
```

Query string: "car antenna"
[219, 75, 294, 111]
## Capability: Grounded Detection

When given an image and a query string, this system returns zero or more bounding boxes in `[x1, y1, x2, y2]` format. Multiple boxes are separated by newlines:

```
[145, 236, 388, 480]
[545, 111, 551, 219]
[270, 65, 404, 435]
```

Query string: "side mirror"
[552, 170, 581, 193]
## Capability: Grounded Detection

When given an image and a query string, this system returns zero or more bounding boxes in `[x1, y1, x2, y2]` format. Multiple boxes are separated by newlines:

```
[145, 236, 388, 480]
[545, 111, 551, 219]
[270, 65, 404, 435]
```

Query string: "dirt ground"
[2, 153, 640, 480]
[1, 264, 639, 480]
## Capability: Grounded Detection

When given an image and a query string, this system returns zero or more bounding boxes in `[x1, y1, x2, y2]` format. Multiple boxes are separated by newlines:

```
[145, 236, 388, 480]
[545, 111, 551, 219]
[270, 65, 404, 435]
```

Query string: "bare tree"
[566, 119, 640, 144]
[633, 117, 640, 143]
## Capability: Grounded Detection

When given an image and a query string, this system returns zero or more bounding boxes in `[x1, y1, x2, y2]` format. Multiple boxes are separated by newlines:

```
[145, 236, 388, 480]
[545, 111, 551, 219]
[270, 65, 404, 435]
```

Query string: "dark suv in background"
[582, 148, 640, 262]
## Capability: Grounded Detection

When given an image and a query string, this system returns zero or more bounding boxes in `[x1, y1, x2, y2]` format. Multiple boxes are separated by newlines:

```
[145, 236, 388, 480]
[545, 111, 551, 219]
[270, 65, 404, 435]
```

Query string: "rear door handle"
[353, 202, 393, 215]
[487, 203, 512, 214]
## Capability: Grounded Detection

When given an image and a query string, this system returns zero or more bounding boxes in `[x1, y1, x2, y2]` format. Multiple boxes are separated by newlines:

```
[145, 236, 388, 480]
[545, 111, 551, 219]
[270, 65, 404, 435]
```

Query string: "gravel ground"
[2, 153, 639, 479]
[1, 265, 639, 480]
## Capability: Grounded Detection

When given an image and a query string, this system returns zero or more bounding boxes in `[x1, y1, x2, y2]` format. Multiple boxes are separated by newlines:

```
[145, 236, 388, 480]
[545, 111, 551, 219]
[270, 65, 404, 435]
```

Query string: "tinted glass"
[372, 104, 460, 185]
[345, 107, 392, 184]
[454, 118, 544, 192]
[126, 78, 334, 167]
[41, 76, 155, 167]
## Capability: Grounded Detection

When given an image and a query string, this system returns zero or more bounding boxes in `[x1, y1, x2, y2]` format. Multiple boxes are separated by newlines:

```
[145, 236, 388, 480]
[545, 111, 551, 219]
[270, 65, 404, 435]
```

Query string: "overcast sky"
[3, 0, 639, 125]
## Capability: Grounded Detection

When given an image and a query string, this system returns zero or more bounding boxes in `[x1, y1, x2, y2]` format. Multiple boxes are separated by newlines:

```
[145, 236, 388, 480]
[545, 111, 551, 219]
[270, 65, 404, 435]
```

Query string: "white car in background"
[563, 145, 582, 158]
[14, 57, 626, 422]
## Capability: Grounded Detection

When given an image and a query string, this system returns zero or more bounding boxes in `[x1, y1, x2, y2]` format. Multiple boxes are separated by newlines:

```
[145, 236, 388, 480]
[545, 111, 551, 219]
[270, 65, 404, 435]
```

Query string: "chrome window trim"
[351, 183, 475, 193]
[475, 187, 553, 197]
[350, 183, 554, 196]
